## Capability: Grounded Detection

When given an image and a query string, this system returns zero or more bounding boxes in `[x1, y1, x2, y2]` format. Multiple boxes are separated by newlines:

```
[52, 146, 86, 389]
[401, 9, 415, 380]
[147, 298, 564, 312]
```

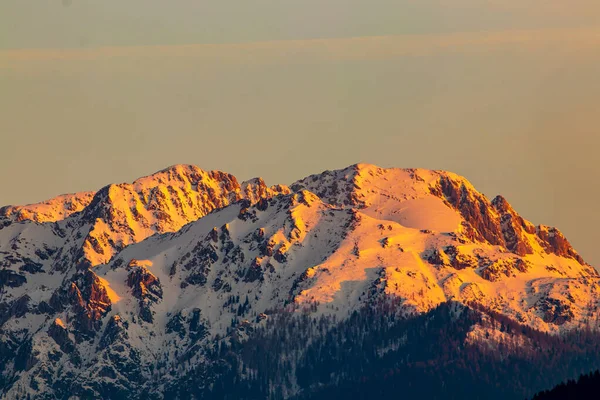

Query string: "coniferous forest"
[531, 370, 600, 400]
[161, 300, 600, 400]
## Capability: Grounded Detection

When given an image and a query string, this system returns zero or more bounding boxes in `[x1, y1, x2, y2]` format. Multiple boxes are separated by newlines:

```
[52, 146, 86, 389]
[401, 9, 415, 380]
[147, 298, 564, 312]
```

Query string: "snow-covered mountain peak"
[72, 166, 289, 267]
[130, 164, 237, 192]
[1, 163, 598, 399]
[292, 164, 475, 208]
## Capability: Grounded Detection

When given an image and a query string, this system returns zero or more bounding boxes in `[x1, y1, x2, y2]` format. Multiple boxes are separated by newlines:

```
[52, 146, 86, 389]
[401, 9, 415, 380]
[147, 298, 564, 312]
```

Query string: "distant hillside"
[532, 370, 600, 400]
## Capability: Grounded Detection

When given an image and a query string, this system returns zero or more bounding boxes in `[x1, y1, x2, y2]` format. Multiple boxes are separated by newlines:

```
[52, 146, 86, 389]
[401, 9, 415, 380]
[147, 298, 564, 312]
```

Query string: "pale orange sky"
[1, 1, 599, 266]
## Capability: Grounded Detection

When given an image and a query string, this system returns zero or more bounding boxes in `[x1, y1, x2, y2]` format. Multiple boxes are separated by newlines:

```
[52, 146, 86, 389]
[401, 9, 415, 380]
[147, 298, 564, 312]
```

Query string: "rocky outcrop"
[426, 246, 478, 270]
[80, 270, 112, 308]
[426, 245, 534, 282]
[443, 246, 478, 270]
[432, 183, 590, 269]
[431, 176, 505, 246]
[46, 269, 114, 340]
[126, 263, 162, 300]
[241, 177, 290, 204]
[179, 242, 218, 288]
[98, 315, 129, 350]
[126, 263, 162, 323]
[537, 225, 587, 266]
[14, 338, 38, 372]
[19, 259, 45, 274]
[480, 258, 531, 282]
[0, 269, 27, 289]
[290, 165, 366, 208]
[537, 297, 574, 326]
[244, 257, 264, 283]
[0, 295, 30, 326]
[48, 318, 76, 354]
[491, 195, 535, 256]
[166, 312, 187, 339]
[96, 314, 144, 389]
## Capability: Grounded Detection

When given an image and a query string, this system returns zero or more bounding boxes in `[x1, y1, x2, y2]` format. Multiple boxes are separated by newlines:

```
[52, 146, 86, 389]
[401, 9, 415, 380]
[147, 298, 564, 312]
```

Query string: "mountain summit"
[0, 164, 597, 399]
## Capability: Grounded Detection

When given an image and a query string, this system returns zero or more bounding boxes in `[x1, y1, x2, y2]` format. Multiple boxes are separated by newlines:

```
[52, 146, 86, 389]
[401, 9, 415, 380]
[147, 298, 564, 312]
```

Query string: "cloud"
[2, 27, 600, 68]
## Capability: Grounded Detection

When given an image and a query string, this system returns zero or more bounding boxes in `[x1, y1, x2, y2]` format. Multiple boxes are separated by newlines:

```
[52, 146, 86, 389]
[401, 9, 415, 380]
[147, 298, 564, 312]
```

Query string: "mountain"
[1, 163, 599, 399]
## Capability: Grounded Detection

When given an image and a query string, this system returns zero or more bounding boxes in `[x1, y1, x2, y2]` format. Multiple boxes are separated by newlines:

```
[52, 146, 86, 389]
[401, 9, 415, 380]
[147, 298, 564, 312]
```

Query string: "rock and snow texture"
[0, 192, 96, 225]
[0, 163, 597, 398]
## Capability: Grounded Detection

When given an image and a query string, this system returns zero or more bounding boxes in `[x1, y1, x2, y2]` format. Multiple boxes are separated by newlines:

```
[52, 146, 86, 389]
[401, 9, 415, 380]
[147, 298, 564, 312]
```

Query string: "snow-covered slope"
[0, 163, 597, 398]
[0, 192, 96, 225]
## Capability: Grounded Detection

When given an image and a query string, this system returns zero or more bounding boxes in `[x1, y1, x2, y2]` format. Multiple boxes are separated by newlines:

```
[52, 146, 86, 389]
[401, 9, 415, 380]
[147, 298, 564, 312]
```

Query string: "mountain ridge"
[1, 163, 598, 399]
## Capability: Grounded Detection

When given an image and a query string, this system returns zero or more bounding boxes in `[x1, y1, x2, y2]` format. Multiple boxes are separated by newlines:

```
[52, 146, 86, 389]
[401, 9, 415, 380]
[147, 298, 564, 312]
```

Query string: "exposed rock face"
[14, 338, 38, 372]
[491, 195, 588, 268]
[0, 295, 30, 326]
[491, 195, 536, 256]
[431, 176, 505, 246]
[98, 314, 129, 349]
[537, 297, 575, 326]
[480, 258, 532, 282]
[48, 319, 76, 354]
[95, 314, 145, 393]
[430, 181, 591, 270]
[80, 270, 112, 308]
[291, 165, 366, 208]
[244, 257, 264, 283]
[426, 246, 478, 270]
[537, 225, 586, 266]
[0, 269, 27, 289]
[126, 262, 163, 323]
[46, 269, 114, 341]
[69, 270, 112, 340]
[242, 177, 291, 204]
[126, 262, 162, 300]
[179, 240, 219, 287]
[426, 245, 533, 282]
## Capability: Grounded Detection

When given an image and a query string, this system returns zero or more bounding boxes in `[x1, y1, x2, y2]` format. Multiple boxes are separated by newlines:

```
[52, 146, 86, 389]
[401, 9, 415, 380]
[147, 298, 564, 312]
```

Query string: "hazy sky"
[1, 1, 599, 266]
